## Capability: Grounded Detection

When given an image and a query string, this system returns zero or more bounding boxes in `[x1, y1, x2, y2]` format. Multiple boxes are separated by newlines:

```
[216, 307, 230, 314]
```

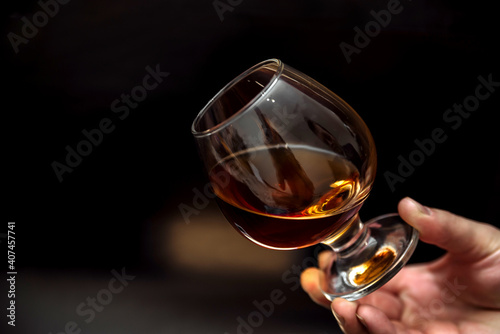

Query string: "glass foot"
[320, 213, 419, 301]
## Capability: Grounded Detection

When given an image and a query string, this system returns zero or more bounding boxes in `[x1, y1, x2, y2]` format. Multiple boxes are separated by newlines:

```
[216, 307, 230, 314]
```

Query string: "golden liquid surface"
[210, 145, 361, 219]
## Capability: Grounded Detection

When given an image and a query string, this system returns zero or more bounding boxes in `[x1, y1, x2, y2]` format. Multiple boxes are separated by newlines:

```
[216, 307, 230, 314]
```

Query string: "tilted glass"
[192, 59, 418, 301]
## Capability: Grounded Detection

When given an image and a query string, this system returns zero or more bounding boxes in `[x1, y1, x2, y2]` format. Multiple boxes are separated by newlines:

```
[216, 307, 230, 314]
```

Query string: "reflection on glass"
[191, 59, 418, 301]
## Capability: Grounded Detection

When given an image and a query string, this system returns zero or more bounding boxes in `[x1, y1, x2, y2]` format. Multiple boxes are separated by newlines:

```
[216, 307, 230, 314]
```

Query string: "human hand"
[301, 197, 500, 333]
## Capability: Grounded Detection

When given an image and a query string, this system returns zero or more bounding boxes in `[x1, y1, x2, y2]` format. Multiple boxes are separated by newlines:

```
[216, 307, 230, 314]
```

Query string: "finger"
[398, 197, 500, 261]
[332, 298, 367, 334]
[300, 267, 331, 308]
[357, 289, 403, 320]
[318, 250, 334, 270]
[356, 304, 398, 334]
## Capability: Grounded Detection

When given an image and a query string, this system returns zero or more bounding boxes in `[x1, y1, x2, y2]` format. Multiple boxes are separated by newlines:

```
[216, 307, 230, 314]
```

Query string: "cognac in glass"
[191, 59, 418, 301]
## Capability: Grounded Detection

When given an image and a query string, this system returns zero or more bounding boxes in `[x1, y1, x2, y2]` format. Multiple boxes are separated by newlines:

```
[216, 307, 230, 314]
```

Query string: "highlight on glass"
[191, 59, 418, 301]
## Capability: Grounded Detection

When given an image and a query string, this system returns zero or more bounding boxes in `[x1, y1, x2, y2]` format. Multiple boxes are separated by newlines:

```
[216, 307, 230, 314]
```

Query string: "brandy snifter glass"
[191, 59, 418, 301]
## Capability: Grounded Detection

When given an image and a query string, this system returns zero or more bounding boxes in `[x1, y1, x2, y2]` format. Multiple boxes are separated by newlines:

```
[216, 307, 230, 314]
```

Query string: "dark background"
[3, 0, 499, 333]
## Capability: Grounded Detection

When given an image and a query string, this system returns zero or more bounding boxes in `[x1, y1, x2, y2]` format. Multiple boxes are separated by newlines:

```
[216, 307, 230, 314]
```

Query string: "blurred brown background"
[3, 0, 499, 333]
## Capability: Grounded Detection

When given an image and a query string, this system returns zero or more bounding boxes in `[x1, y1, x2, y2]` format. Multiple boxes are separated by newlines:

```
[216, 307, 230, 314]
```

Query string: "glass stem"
[322, 214, 370, 259]
[319, 213, 418, 300]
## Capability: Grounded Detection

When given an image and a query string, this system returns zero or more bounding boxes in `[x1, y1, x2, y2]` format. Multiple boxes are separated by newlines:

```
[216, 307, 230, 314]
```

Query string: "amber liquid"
[209, 145, 365, 249]
[348, 247, 396, 286]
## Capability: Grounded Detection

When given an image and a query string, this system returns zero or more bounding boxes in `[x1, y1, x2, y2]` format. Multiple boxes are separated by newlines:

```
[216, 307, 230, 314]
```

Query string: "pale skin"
[300, 197, 500, 334]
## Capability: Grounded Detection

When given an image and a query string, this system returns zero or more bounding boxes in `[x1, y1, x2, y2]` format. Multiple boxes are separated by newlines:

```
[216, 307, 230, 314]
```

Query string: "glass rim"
[191, 58, 284, 138]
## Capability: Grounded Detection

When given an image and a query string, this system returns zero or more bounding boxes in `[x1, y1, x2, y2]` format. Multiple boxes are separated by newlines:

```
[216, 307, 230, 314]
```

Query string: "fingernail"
[356, 313, 367, 328]
[407, 197, 432, 216]
[332, 310, 346, 333]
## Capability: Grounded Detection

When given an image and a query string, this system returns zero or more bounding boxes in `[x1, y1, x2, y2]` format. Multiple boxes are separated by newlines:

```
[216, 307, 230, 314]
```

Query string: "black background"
[3, 0, 500, 333]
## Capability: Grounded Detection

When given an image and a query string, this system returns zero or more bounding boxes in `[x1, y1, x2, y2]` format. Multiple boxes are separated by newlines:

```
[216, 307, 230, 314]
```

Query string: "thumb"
[398, 197, 500, 262]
